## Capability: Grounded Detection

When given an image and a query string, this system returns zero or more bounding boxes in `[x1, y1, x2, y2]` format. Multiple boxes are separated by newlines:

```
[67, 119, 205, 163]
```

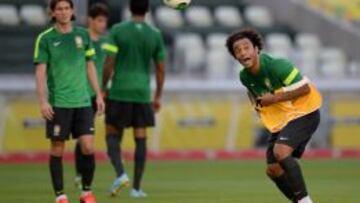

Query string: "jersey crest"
[75, 36, 83, 49]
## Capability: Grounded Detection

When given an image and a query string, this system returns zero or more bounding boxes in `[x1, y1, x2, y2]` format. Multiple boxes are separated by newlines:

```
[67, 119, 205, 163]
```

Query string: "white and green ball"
[163, 0, 191, 10]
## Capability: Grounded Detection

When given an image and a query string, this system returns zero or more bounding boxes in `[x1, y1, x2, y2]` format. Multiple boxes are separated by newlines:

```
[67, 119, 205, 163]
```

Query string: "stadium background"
[0, 0, 359, 159]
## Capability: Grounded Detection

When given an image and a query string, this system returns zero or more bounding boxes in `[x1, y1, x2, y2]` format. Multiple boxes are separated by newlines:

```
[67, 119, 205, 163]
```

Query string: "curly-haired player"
[226, 28, 322, 203]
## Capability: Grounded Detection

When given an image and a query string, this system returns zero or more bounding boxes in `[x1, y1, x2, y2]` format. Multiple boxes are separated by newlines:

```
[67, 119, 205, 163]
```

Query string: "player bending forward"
[226, 28, 322, 203]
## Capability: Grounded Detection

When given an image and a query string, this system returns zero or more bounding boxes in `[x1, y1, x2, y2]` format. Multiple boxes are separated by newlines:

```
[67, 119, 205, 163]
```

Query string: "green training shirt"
[104, 20, 166, 103]
[240, 53, 303, 97]
[33, 26, 95, 108]
[87, 36, 107, 97]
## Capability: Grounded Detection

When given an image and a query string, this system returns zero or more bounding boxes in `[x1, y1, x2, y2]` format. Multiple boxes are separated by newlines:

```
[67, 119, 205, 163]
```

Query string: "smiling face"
[233, 38, 260, 70]
[51, 1, 74, 25]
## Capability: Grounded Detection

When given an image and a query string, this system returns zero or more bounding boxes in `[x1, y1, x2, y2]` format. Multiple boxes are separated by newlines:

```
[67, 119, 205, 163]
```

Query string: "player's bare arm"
[102, 56, 115, 94]
[87, 61, 105, 115]
[35, 63, 54, 120]
[259, 83, 310, 106]
[153, 62, 165, 113]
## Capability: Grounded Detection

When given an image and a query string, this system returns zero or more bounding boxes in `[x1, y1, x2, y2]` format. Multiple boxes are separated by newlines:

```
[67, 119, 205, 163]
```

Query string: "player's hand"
[96, 94, 105, 116]
[40, 101, 54, 121]
[258, 93, 278, 107]
[152, 97, 161, 113]
[101, 90, 108, 99]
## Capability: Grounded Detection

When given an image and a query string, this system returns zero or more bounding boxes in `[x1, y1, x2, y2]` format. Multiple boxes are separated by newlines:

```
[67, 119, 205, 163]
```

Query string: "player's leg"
[74, 141, 83, 188]
[74, 97, 97, 189]
[105, 100, 130, 196]
[106, 124, 130, 196]
[46, 107, 72, 203]
[73, 107, 97, 203]
[266, 135, 296, 202]
[77, 135, 97, 203]
[50, 141, 66, 199]
[106, 124, 125, 177]
[78, 135, 96, 191]
[274, 110, 320, 203]
[131, 128, 147, 197]
[130, 103, 154, 198]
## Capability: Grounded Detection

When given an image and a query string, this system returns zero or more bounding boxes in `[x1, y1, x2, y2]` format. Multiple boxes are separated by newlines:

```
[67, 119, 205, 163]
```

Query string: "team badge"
[264, 78, 272, 90]
[54, 125, 61, 136]
[75, 36, 83, 49]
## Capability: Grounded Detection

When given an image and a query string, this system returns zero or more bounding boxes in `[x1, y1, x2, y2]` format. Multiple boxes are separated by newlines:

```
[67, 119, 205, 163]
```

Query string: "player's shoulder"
[261, 53, 294, 73]
[99, 35, 108, 43]
[145, 23, 162, 33]
[73, 26, 90, 35]
[239, 68, 249, 82]
[112, 21, 131, 30]
[36, 27, 56, 40]
[263, 53, 293, 67]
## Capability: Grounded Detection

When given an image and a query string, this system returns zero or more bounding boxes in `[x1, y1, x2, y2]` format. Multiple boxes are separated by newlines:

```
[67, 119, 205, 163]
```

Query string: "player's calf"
[266, 164, 296, 202]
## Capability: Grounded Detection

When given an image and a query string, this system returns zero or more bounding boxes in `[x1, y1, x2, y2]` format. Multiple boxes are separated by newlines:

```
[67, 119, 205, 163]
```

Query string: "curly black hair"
[226, 28, 264, 58]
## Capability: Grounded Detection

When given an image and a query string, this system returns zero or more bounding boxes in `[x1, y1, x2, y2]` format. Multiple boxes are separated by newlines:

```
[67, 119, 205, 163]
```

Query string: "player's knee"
[50, 141, 65, 156]
[273, 144, 293, 161]
[266, 164, 284, 178]
[51, 149, 64, 157]
[80, 143, 94, 155]
[106, 124, 119, 135]
[134, 128, 146, 139]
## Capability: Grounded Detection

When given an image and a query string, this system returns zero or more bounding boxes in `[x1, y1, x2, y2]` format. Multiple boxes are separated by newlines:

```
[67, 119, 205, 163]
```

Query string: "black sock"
[81, 154, 95, 191]
[270, 174, 297, 203]
[279, 156, 308, 200]
[49, 155, 64, 196]
[106, 133, 124, 177]
[74, 142, 83, 176]
[133, 138, 147, 190]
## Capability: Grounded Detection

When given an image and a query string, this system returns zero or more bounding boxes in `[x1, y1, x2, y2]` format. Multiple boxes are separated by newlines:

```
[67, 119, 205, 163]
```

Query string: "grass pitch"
[0, 160, 359, 203]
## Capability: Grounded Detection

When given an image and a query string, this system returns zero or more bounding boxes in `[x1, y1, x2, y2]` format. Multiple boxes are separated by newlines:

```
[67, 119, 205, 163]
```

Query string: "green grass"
[0, 160, 359, 202]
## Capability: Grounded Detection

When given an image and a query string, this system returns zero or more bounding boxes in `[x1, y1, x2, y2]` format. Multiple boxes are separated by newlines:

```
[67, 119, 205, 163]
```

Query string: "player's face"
[88, 16, 108, 35]
[233, 38, 259, 69]
[52, 1, 74, 25]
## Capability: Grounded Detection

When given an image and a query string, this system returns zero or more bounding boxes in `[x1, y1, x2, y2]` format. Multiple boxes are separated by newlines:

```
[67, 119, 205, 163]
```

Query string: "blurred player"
[226, 28, 322, 203]
[102, 0, 166, 198]
[33, 0, 104, 202]
[74, 2, 109, 190]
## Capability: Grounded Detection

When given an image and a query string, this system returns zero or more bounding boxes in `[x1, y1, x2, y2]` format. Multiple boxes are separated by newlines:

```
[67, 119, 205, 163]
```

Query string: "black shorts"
[105, 99, 155, 129]
[46, 107, 95, 141]
[91, 96, 97, 115]
[266, 110, 320, 164]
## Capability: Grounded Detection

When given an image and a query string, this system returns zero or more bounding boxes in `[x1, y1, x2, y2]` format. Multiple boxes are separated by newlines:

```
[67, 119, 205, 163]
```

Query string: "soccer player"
[226, 28, 322, 203]
[102, 0, 166, 198]
[74, 2, 109, 189]
[34, 0, 105, 203]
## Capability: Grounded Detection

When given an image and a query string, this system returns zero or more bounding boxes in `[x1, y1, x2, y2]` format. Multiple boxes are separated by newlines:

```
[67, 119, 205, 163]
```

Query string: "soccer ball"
[163, 0, 191, 10]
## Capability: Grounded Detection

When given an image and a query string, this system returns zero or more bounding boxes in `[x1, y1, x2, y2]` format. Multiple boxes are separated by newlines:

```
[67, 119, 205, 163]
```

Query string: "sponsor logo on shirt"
[53, 41, 61, 47]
